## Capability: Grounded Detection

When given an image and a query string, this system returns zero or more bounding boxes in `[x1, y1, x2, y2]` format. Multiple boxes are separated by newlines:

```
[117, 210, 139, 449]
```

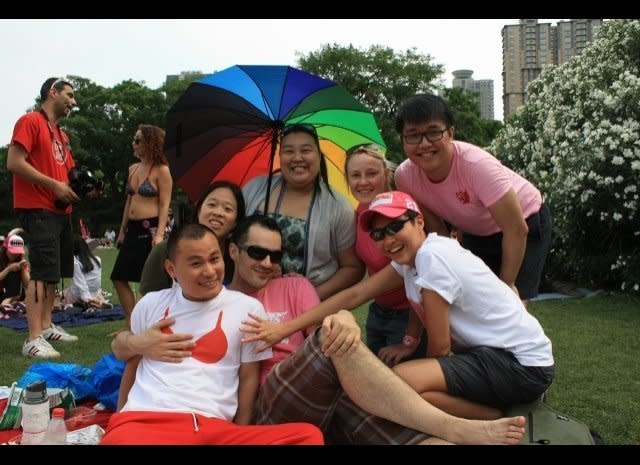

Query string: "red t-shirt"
[11, 110, 75, 214]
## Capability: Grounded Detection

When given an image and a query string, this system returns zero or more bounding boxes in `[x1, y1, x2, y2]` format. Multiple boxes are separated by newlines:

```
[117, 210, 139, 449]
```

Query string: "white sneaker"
[22, 335, 61, 358]
[42, 323, 79, 342]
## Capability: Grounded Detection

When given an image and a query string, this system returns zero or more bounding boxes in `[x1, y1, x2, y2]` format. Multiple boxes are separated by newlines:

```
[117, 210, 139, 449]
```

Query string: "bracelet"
[402, 334, 420, 349]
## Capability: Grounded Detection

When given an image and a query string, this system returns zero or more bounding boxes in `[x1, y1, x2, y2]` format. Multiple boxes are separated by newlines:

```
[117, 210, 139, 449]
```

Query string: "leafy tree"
[441, 87, 503, 147]
[298, 44, 443, 164]
[490, 19, 640, 293]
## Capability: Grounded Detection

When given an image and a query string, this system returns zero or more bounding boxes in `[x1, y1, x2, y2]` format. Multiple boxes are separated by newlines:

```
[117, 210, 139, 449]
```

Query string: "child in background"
[0, 229, 30, 316]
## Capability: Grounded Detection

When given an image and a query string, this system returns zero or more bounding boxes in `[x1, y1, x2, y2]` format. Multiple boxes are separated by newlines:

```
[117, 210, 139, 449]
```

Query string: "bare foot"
[453, 415, 526, 445]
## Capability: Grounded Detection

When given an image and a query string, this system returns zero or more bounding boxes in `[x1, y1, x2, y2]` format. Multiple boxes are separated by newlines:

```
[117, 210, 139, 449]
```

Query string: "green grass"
[352, 294, 640, 445]
[1, 249, 638, 444]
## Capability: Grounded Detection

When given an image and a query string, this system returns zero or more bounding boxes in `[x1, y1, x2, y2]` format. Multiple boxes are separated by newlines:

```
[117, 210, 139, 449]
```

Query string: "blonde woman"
[111, 124, 172, 327]
[345, 144, 426, 362]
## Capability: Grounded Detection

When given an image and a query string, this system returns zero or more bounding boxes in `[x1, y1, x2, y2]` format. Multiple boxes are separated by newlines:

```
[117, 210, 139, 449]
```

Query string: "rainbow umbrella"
[165, 65, 386, 206]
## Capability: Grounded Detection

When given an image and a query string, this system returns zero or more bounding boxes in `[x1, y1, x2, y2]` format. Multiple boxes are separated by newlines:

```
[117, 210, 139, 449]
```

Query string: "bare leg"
[25, 280, 45, 341]
[325, 333, 525, 445]
[394, 358, 502, 420]
[113, 280, 135, 328]
[40, 283, 56, 330]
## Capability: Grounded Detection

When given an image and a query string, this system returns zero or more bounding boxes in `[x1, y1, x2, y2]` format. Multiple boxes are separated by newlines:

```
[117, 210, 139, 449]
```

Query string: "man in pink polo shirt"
[394, 94, 552, 306]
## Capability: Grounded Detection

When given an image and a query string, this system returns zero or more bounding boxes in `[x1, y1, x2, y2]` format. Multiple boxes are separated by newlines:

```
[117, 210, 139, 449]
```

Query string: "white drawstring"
[191, 413, 199, 432]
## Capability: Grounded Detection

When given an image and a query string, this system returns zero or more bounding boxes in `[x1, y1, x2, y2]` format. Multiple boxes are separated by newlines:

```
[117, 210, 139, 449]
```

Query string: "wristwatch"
[402, 334, 420, 349]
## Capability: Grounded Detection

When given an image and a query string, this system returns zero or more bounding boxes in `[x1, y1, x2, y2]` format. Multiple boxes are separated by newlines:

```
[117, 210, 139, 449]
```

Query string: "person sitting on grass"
[63, 234, 112, 312]
[101, 223, 323, 445]
[242, 191, 554, 421]
[113, 215, 526, 445]
[0, 229, 30, 316]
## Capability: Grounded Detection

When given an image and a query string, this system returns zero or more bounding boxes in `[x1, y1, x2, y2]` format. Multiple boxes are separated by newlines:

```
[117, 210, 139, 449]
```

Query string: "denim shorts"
[18, 209, 73, 283]
[366, 301, 427, 361]
[462, 204, 552, 299]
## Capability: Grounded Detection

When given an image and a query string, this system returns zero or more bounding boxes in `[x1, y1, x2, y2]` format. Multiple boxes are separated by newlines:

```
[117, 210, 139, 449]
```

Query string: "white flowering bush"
[491, 19, 640, 293]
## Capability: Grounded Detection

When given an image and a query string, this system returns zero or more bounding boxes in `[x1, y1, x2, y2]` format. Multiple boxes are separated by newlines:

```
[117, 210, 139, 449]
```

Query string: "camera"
[55, 166, 104, 210]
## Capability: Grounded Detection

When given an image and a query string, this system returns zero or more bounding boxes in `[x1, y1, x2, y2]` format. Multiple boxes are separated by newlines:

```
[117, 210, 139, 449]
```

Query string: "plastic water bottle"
[21, 381, 50, 445]
[44, 408, 68, 445]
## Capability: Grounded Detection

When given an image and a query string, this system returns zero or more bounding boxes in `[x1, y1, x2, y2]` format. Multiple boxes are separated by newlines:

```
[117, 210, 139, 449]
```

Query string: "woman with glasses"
[243, 124, 364, 300]
[345, 144, 427, 363]
[394, 94, 552, 307]
[242, 191, 554, 420]
[111, 124, 173, 328]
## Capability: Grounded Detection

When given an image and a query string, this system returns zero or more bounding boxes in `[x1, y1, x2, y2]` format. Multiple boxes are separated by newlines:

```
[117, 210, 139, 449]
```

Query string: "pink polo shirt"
[395, 141, 541, 236]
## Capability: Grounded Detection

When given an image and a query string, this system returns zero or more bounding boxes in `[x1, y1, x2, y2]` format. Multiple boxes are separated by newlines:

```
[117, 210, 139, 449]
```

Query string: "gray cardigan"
[243, 175, 356, 287]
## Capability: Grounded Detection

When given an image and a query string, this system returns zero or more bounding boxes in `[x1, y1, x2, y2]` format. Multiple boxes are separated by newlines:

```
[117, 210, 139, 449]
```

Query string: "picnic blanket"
[0, 398, 113, 444]
[0, 306, 125, 332]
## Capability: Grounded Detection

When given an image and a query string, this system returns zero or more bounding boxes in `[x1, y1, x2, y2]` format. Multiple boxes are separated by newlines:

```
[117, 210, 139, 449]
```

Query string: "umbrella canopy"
[165, 65, 386, 205]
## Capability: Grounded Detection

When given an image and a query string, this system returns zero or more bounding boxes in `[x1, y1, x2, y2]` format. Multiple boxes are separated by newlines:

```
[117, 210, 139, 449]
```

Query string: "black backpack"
[506, 400, 604, 445]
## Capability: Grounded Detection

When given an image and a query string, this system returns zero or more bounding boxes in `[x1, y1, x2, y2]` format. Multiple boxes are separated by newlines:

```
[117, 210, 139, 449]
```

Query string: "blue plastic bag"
[17, 362, 96, 401]
[91, 354, 125, 412]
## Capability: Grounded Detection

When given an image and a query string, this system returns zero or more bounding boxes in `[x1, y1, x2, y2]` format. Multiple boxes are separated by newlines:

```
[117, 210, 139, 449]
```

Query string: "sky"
[0, 19, 533, 145]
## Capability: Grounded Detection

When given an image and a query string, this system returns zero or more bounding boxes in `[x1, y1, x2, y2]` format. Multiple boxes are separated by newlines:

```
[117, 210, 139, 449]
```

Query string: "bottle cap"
[24, 380, 48, 403]
[52, 408, 65, 418]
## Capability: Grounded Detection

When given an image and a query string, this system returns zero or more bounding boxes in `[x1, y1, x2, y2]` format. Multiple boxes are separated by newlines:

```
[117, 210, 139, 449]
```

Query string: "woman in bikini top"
[126, 164, 159, 197]
[111, 124, 173, 328]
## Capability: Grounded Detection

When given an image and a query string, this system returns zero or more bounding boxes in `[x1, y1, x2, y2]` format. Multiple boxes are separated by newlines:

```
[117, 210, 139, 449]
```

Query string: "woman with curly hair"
[111, 124, 173, 327]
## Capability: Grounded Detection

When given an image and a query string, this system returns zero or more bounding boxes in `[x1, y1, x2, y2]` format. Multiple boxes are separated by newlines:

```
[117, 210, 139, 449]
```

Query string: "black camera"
[55, 166, 104, 210]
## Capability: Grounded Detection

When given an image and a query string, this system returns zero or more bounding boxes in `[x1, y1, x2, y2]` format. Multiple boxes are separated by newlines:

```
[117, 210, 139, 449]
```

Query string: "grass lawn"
[1, 246, 638, 444]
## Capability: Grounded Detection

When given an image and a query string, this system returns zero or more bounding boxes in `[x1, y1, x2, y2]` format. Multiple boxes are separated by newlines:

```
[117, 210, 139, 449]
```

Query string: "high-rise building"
[451, 70, 495, 120]
[502, 19, 602, 120]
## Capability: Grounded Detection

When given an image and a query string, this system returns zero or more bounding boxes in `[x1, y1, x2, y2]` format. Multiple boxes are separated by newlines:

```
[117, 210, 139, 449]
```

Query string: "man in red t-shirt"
[7, 77, 81, 358]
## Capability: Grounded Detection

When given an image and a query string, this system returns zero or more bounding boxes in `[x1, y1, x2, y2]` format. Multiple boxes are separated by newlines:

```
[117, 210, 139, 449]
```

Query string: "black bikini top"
[126, 164, 158, 197]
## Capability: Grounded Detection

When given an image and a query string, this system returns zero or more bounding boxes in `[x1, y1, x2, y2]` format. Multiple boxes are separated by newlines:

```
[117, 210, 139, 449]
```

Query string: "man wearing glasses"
[394, 94, 552, 307]
[7, 77, 80, 358]
[113, 215, 526, 444]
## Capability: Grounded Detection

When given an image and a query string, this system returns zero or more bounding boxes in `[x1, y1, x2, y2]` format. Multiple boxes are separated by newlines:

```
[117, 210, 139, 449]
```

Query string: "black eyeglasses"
[133, 137, 142, 145]
[403, 128, 449, 145]
[369, 215, 415, 242]
[238, 245, 283, 264]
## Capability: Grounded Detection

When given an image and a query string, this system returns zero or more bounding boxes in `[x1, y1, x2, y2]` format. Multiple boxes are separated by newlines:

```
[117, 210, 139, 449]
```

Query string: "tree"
[441, 87, 503, 147]
[490, 19, 640, 293]
[298, 44, 443, 165]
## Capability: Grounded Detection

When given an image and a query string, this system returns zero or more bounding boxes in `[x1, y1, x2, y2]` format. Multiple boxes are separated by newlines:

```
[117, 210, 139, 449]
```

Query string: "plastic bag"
[17, 362, 95, 401]
[91, 354, 125, 412]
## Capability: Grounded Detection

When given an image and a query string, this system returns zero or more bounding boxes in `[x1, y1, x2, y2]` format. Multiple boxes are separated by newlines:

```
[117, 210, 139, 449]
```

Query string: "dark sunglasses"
[133, 137, 142, 145]
[369, 215, 415, 242]
[238, 244, 283, 264]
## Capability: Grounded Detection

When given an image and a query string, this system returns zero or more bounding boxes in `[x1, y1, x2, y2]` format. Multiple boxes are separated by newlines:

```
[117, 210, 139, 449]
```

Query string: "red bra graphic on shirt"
[160, 307, 228, 364]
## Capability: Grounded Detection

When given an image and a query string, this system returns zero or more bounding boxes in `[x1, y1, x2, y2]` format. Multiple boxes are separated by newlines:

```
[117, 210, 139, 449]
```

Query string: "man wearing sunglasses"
[7, 77, 80, 358]
[113, 214, 526, 444]
[244, 191, 553, 422]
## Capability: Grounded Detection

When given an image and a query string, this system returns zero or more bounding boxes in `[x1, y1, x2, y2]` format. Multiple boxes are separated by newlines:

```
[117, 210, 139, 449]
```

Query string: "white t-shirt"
[123, 286, 272, 420]
[391, 233, 553, 367]
[69, 256, 102, 302]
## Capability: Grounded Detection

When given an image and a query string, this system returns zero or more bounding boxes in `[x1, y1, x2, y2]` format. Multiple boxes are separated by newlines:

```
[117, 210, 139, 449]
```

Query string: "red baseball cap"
[359, 191, 421, 230]
[5, 234, 25, 254]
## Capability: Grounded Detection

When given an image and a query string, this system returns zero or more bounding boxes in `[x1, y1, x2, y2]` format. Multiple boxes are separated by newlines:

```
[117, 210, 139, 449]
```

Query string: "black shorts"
[110, 217, 158, 283]
[18, 209, 73, 283]
[461, 204, 552, 299]
[438, 346, 554, 409]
